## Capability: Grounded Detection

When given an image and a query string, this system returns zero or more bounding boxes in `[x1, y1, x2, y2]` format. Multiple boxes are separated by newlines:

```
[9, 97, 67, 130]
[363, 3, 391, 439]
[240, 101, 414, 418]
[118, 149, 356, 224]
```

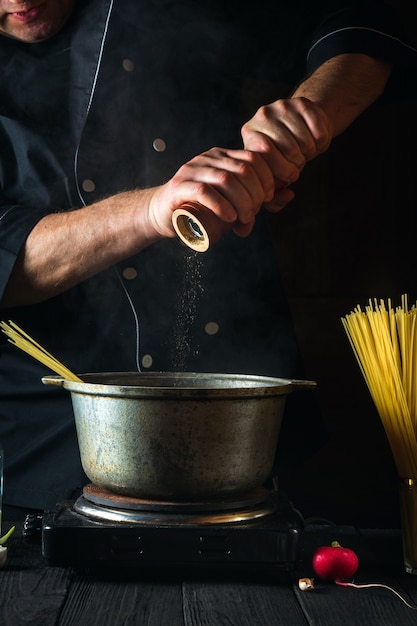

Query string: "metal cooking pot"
[43, 372, 316, 501]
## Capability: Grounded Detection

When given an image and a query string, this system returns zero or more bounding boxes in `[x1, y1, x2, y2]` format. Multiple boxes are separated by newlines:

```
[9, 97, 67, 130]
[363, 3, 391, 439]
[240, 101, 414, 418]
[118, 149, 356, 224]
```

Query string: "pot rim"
[42, 371, 316, 399]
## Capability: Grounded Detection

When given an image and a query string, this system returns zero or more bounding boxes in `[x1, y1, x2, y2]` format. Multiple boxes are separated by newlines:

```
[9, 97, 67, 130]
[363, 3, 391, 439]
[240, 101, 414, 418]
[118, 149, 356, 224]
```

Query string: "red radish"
[312, 541, 359, 581]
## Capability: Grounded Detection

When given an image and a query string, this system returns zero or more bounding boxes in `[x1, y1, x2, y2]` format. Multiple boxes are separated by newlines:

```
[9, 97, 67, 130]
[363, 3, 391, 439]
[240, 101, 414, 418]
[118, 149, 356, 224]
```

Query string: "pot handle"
[42, 376, 66, 387]
[289, 379, 317, 391]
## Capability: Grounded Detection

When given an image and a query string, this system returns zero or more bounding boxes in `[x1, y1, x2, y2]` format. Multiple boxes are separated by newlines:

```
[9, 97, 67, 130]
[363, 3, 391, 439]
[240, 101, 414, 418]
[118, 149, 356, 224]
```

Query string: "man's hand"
[241, 97, 332, 212]
[241, 53, 392, 212]
[147, 146, 275, 238]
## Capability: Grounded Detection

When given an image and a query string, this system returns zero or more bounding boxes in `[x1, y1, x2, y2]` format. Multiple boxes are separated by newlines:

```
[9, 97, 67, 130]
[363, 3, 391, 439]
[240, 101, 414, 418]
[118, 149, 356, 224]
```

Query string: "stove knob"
[23, 512, 43, 544]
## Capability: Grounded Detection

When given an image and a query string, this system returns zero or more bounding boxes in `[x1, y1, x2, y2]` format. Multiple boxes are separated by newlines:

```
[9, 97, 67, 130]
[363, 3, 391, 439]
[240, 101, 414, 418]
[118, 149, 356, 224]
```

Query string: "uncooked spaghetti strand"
[402, 307, 412, 413]
[396, 299, 410, 401]
[411, 320, 417, 432]
[0, 321, 82, 382]
[395, 300, 417, 428]
[389, 302, 400, 370]
[404, 307, 417, 427]
[411, 312, 417, 426]
[366, 302, 395, 382]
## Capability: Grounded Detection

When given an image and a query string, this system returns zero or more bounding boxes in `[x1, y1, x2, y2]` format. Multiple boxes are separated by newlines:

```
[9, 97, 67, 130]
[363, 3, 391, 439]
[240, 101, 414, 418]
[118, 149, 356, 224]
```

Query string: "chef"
[0, 0, 415, 518]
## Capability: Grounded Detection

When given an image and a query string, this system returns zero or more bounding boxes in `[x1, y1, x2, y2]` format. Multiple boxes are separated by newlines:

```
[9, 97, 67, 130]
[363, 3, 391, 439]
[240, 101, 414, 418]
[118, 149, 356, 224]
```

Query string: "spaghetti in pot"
[0, 320, 82, 383]
[342, 295, 417, 479]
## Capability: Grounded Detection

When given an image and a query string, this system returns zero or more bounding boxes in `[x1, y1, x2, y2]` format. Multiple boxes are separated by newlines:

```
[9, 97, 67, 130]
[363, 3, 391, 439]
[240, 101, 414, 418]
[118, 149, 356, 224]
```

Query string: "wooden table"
[1, 520, 417, 625]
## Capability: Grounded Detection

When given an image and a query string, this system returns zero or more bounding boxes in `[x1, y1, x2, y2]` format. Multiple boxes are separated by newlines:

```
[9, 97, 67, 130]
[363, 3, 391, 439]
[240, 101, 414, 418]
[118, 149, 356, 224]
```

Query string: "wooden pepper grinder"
[172, 202, 234, 252]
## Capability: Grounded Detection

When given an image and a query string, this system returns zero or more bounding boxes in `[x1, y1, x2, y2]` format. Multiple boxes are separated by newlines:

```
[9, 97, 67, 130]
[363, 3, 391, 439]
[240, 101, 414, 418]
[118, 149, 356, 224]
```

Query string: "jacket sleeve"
[306, 1, 417, 73]
[0, 198, 46, 301]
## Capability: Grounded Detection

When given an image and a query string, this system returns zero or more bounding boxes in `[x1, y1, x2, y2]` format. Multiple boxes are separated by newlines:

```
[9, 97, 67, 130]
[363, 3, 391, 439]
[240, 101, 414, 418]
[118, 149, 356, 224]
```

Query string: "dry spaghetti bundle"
[342, 295, 417, 479]
[0, 320, 82, 383]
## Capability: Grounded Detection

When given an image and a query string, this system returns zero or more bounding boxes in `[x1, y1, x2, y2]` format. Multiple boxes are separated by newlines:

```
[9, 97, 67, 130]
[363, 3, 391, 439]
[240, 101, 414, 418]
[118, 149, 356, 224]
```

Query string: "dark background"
[273, 0, 417, 528]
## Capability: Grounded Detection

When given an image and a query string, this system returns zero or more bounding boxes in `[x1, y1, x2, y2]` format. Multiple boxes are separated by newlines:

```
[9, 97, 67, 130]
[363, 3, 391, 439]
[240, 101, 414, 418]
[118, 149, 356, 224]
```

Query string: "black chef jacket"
[0, 0, 415, 510]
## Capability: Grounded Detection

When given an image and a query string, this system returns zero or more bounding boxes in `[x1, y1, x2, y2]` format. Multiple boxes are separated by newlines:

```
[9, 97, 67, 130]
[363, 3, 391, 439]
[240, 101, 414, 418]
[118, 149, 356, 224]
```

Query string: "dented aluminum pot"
[42, 372, 316, 501]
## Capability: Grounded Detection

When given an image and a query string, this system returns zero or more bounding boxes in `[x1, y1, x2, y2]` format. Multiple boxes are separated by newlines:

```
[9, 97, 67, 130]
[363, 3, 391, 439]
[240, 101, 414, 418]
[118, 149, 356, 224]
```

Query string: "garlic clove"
[298, 577, 315, 591]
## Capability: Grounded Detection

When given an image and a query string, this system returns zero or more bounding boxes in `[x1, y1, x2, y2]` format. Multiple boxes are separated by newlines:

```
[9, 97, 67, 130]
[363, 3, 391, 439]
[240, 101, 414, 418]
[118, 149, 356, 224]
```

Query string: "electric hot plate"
[24, 484, 304, 573]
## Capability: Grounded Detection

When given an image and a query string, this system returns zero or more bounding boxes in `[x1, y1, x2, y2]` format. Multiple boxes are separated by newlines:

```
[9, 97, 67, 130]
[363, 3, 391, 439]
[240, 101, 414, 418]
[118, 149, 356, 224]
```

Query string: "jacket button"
[152, 138, 166, 152]
[141, 354, 153, 368]
[82, 179, 95, 192]
[122, 58, 135, 72]
[205, 322, 219, 335]
[122, 267, 137, 280]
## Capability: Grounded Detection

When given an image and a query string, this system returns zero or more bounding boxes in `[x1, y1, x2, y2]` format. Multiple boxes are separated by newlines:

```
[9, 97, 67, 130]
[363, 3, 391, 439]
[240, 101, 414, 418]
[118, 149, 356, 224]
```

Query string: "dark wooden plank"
[0, 533, 72, 625]
[58, 571, 184, 626]
[183, 580, 308, 626]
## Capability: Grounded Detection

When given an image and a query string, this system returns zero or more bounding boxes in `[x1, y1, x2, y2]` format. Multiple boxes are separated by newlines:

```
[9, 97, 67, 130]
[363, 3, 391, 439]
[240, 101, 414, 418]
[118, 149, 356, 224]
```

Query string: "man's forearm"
[0, 189, 161, 308]
[292, 53, 392, 138]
